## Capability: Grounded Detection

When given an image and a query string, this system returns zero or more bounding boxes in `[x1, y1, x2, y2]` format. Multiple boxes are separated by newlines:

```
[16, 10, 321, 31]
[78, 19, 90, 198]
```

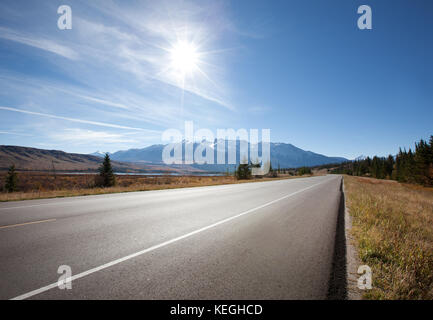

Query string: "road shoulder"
[343, 177, 363, 300]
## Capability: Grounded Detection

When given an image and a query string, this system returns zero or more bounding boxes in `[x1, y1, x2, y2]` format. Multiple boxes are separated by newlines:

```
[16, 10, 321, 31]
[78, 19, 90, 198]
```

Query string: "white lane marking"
[0, 189, 229, 211]
[0, 186, 242, 211]
[0, 201, 80, 211]
[0, 184, 256, 210]
[10, 179, 332, 300]
[0, 219, 56, 229]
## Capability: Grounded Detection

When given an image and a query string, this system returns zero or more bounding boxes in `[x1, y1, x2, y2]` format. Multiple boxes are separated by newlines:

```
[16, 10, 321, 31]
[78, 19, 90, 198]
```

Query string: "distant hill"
[107, 141, 348, 172]
[0, 146, 199, 173]
[269, 142, 347, 168]
[110, 144, 166, 163]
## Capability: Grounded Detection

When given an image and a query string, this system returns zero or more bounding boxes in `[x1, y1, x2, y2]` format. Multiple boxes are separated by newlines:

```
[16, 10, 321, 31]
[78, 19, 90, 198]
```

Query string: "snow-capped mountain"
[103, 141, 347, 172]
[89, 151, 110, 158]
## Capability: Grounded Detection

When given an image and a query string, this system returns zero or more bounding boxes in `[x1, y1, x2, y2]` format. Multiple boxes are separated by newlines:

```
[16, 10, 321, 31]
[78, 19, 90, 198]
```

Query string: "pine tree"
[385, 155, 394, 179]
[428, 136, 433, 186]
[395, 148, 404, 182]
[235, 163, 252, 180]
[371, 156, 379, 178]
[268, 161, 277, 177]
[414, 139, 430, 185]
[297, 166, 312, 176]
[407, 149, 416, 183]
[5, 164, 18, 192]
[97, 153, 116, 187]
[330, 135, 432, 186]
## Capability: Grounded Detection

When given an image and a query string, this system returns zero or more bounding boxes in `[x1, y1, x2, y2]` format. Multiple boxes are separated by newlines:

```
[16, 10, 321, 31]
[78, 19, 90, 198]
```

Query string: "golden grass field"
[0, 172, 305, 202]
[344, 175, 433, 300]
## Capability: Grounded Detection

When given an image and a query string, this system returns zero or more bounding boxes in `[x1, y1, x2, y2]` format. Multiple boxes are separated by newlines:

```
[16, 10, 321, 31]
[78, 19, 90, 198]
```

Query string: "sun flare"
[169, 41, 200, 76]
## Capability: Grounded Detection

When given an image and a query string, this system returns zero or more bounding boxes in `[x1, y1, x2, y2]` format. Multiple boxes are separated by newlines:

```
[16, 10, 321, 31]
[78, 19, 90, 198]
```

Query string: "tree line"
[234, 161, 311, 180]
[331, 136, 433, 186]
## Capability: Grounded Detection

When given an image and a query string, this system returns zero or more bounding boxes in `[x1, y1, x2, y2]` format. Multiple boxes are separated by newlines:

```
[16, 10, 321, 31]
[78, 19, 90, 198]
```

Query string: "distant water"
[114, 172, 225, 176]
[61, 172, 225, 176]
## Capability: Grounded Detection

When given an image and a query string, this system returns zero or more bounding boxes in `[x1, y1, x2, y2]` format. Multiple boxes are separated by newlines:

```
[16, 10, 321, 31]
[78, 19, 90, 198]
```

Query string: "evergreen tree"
[304, 136, 432, 186]
[395, 148, 404, 182]
[407, 149, 416, 183]
[268, 161, 278, 177]
[385, 155, 394, 179]
[297, 167, 312, 176]
[414, 139, 430, 185]
[428, 136, 433, 185]
[5, 164, 18, 192]
[235, 163, 252, 180]
[97, 153, 116, 187]
[371, 156, 379, 178]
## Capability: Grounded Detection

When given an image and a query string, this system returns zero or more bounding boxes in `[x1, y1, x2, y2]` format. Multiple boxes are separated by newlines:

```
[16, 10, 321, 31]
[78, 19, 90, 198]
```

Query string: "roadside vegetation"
[297, 166, 312, 176]
[234, 161, 313, 180]
[0, 173, 236, 201]
[0, 170, 314, 202]
[235, 162, 253, 180]
[344, 175, 433, 299]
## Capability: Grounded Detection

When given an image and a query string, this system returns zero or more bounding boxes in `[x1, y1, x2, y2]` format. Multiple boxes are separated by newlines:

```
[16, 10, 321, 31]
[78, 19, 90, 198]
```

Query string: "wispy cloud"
[51, 88, 131, 111]
[0, 131, 31, 136]
[0, 74, 181, 128]
[0, 0, 241, 152]
[69, 2, 233, 110]
[51, 128, 138, 144]
[0, 106, 160, 133]
[0, 27, 79, 60]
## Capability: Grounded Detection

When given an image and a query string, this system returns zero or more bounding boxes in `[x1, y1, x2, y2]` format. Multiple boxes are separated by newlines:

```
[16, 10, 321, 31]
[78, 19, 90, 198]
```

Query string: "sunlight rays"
[169, 40, 200, 77]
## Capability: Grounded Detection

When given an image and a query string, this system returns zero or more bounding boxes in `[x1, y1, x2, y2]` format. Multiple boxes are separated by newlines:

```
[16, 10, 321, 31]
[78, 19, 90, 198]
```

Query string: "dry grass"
[344, 175, 433, 300]
[0, 172, 311, 202]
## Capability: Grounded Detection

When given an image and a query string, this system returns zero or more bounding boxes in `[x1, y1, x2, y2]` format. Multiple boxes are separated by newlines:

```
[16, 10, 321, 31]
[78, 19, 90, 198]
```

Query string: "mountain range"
[1, 142, 347, 173]
[92, 141, 348, 172]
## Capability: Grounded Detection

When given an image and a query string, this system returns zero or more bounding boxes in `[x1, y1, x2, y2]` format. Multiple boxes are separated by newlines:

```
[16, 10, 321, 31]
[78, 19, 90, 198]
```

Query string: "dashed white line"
[0, 219, 56, 229]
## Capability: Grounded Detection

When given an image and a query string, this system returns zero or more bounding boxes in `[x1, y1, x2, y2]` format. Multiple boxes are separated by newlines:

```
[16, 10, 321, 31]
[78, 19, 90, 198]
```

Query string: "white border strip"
[11, 180, 328, 300]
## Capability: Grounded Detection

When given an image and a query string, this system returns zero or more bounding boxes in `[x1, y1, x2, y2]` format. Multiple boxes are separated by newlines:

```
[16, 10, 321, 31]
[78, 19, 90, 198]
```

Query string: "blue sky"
[0, 0, 432, 159]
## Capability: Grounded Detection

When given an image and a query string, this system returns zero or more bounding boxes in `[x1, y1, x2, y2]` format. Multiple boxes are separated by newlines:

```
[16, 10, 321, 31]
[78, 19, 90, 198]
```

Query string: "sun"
[169, 41, 200, 76]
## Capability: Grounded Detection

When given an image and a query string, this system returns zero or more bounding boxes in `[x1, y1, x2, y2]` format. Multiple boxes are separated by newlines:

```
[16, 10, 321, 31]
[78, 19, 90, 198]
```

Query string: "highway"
[0, 175, 343, 300]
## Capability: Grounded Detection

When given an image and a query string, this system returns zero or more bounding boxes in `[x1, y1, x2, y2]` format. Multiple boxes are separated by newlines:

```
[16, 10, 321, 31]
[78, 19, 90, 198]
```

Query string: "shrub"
[235, 163, 252, 180]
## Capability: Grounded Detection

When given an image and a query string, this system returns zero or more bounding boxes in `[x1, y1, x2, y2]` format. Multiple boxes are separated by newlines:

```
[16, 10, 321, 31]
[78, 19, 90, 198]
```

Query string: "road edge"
[343, 176, 363, 300]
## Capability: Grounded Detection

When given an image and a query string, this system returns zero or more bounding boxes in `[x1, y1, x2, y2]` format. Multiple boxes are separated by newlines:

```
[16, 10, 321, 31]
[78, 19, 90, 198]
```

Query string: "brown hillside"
[0, 145, 181, 173]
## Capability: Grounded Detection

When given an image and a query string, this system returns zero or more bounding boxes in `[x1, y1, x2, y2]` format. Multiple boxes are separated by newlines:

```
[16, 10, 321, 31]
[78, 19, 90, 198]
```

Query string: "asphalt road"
[0, 175, 343, 300]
